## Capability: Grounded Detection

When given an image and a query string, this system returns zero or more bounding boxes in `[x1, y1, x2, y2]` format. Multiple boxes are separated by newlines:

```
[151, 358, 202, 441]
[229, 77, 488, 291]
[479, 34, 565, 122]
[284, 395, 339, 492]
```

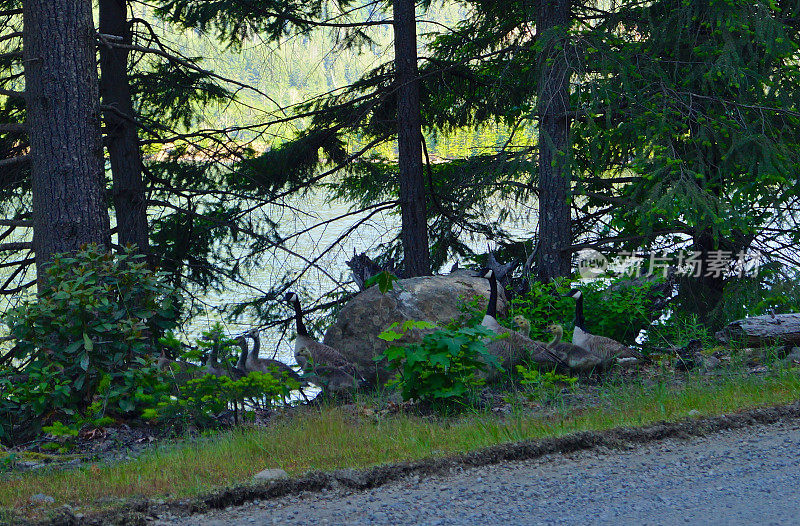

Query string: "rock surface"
[253, 468, 288, 482]
[324, 270, 507, 384]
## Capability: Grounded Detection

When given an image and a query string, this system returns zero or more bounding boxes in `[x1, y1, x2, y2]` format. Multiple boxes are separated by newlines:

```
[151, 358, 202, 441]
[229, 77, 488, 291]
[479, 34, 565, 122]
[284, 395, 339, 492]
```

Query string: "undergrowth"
[2, 366, 799, 518]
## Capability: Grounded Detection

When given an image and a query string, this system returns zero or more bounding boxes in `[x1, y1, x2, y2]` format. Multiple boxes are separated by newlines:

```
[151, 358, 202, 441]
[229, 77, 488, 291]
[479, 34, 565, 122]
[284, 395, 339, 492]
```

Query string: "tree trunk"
[99, 0, 150, 260]
[536, 0, 572, 282]
[24, 0, 110, 286]
[716, 313, 800, 347]
[393, 0, 431, 277]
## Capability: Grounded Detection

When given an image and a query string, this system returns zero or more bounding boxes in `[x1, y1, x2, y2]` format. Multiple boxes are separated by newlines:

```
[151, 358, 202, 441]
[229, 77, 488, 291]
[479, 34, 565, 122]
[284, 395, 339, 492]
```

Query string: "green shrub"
[150, 370, 295, 428]
[505, 279, 575, 341]
[377, 320, 501, 407]
[505, 276, 665, 344]
[149, 323, 302, 428]
[444, 294, 487, 330]
[644, 311, 715, 351]
[710, 263, 800, 325]
[0, 245, 180, 444]
[515, 365, 578, 402]
[583, 278, 665, 343]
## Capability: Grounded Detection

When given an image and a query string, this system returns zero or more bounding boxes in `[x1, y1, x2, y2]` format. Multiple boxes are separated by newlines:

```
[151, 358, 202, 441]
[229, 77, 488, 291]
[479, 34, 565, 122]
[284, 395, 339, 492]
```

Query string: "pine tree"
[23, 0, 111, 285]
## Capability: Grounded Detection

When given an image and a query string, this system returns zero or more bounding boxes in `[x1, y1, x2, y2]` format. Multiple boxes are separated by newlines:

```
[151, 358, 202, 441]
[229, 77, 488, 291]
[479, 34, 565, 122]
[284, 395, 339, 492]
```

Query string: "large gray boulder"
[323, 270, 507, 384]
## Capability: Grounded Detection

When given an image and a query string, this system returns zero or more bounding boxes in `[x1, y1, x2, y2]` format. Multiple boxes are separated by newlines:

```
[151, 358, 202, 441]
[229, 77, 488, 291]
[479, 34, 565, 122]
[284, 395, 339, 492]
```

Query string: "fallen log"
[715, 313, 800, 347]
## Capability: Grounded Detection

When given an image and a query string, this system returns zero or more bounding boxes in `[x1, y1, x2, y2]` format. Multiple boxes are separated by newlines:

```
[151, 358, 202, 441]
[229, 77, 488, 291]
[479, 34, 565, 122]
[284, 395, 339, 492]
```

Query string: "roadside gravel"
[159, 419, 800, 525]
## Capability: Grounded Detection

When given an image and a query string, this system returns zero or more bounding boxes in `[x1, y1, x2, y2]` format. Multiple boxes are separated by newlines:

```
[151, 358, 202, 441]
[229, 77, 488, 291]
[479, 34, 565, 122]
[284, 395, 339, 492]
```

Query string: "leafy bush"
[515, 365, 578, 402]
[583, 278, 665, 343]
[505, 279, 575, 341]
[644, 311, 715, 351]
[377, 320, 501, 406]
[149, 370, 295, 428]
[0, 245, 180, 444]
[506, 276, 665, 344]
[443, 294, 487, 330]
[149, 324, 303, 428]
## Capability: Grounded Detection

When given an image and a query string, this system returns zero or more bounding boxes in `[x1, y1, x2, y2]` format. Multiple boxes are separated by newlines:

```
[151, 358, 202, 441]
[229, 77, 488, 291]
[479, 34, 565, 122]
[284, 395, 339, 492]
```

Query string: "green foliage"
[377, 321, 500, 407]
[149, 323, 302, 428]
[195, 322, 239, 366]
[506, 279, 575, 341]
[645, 312, 714, 351]
[443, 294, 486, 330]
[506, 276, 664, 344]
[582, 279, 665, 344]
[515, 365, 578, 402]
[0, 245, 180, 444]
[377, 320, 435, 342]
[41, 421, 79, 439]
[708, 263, 800, 326]
[150, 370, 295, 428]
[364, 270, 399, 294]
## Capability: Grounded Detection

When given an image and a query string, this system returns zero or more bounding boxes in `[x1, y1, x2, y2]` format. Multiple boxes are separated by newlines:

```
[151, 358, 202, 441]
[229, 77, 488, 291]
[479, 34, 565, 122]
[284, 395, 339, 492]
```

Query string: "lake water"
[191, 189, 538, 366]
[0, 184, 538, 372]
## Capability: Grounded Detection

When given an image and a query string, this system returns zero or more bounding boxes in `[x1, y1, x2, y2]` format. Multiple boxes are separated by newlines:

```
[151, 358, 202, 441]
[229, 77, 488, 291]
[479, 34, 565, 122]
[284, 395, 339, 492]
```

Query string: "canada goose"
[478, 270, 563, 378]
[564, 288, 644, 364]
[243, 330, 307, 387]
[157, 349, 203, 381]
[235, 333, 309, 404]
[295, 347, 364, 395]
[205, 336, 245, 379]
[235, 335, 249, 370]
[546, 323, 604, 372]
[285, 291, 365, 386]
[512, 315, 531, 337]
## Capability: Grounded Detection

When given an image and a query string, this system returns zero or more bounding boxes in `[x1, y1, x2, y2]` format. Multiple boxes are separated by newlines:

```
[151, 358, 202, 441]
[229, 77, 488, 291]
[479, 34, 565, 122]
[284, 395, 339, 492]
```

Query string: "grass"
[2, 367, 800, 519]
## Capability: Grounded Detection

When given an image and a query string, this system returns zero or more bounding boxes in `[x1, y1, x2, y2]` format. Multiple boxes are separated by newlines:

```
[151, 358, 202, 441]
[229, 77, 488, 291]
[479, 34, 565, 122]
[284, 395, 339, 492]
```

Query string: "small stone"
[30, 493, 55, 504]
[688, 409, 701, 417]
[253, 468, 288, 482]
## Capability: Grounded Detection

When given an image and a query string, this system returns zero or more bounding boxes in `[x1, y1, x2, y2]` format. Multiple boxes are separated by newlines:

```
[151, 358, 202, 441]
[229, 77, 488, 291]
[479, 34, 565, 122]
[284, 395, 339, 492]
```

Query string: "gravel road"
[160, 420, 800, 526]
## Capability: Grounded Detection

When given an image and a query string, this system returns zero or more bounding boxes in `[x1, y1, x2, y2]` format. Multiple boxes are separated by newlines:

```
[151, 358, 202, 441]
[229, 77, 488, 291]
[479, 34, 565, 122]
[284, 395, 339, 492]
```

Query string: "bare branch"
[0, 279, 35, 295]
[0, 219, 31, 227]
[0, 242, 32, 251]
[0, 87, 24, 98]
[107, 27, 282, 112]
[0, 51, 22, 61]
[0, 154, 29, 168]
[0, 30, 21, 43]
[0, 256, 34, 269]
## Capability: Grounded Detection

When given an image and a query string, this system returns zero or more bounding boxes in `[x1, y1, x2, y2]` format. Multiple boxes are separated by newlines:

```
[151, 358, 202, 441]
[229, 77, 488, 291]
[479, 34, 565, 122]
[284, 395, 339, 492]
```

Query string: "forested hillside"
[142, 2, 507, 158]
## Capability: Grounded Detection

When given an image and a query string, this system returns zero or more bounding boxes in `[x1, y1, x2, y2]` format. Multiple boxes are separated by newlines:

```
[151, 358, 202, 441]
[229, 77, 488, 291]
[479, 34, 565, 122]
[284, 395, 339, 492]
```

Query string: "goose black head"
[285, 291, 299, 304]
[564, 288, 582, 300]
